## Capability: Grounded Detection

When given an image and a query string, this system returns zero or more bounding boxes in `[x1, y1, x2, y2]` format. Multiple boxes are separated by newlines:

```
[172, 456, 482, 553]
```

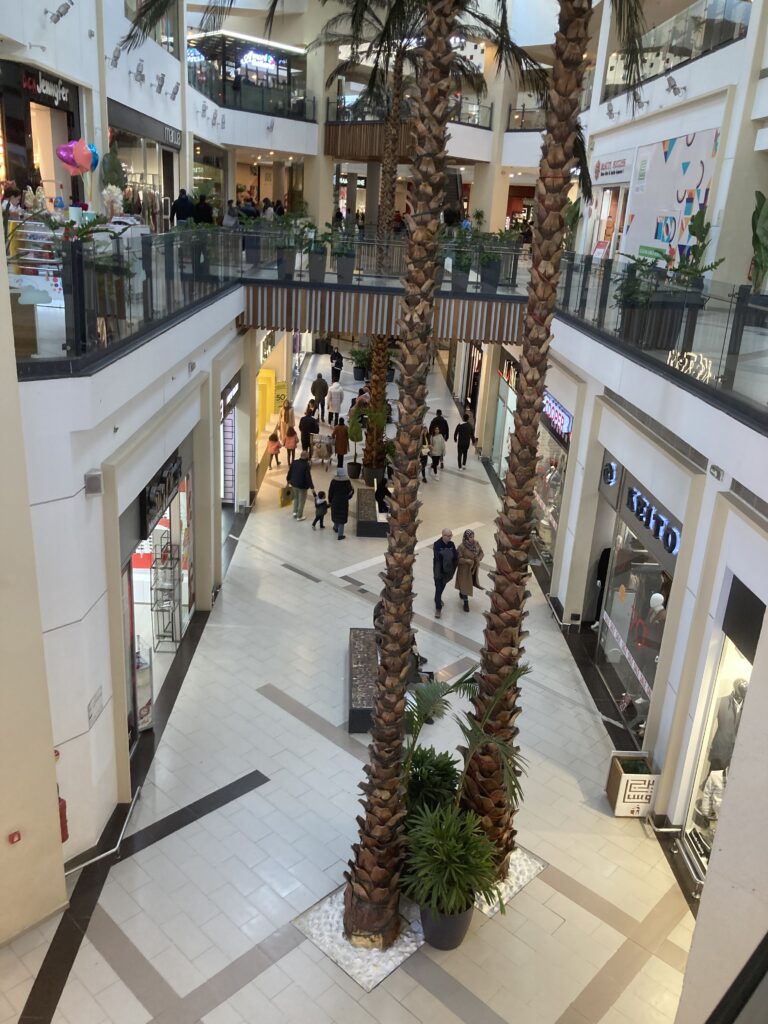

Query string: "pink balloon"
[73, 138, 92, 173]
[56, 141, 79, 169]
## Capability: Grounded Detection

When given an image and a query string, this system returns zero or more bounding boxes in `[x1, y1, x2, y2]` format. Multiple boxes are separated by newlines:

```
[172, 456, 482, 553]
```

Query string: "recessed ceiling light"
[257, 155, 262, 160]
[459, 166, 465, 171]
[288, 155, 293, 160]
[269, 150, 274, 156]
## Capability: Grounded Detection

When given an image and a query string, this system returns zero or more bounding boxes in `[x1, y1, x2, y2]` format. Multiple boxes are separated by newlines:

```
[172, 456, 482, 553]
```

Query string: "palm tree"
[462, 0, 646, 871]
[121, 0, 234, 50]
[362, 334, 389, 475]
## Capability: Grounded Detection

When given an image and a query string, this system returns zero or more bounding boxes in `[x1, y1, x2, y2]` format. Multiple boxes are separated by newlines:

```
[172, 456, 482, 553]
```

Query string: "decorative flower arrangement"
[102, 184, 124, 219]
[23, 186, 48, 213]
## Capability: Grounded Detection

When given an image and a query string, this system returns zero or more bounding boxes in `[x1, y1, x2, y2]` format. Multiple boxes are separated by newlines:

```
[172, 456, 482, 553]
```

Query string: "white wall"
[105, 17, 184, 131]
[5, 0, 100, 92]
[186, 85, 319, 156]
[501, 130, 543, 170]
[447, 124, 495, 163]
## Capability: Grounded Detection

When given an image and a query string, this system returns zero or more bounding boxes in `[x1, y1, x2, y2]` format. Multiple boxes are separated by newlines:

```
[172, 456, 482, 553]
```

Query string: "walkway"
[3, 358, 694, 1024]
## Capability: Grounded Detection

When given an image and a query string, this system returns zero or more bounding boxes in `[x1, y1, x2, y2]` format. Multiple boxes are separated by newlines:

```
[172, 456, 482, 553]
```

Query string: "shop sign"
[592, 149, 634, 185]
[220, 371, 241, 422]
[164, 125, 182, 147]
[599, 451, 623, 509]
[22, 68, 72, 109]
[335, 173, 367, 189]
[139, 452, 183, 539]
[107, 99, 183, 151]
[541, 390, 573, 448]
[619, 472, 682, 575]
[274, 380, 288, 412]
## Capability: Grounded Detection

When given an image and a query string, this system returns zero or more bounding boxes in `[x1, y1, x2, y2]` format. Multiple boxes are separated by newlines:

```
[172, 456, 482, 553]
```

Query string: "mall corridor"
[3, 360, 693, 1024]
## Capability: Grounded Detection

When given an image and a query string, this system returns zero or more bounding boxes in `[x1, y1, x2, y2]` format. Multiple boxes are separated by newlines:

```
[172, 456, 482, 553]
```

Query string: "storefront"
[593, 454, 679, 745]
[532, 390, 573, 578]
[586, 148, 634, 260]
[679, 577, 764, 888]
[490, 349, 519, 480]
[461, 342, 484, 419]
[119, 447, 194, 749]
[220, 370, 241, 520]
[0, 62, 81, 205]
[193, 137, 227, 213]
[107, 100, 182, 232]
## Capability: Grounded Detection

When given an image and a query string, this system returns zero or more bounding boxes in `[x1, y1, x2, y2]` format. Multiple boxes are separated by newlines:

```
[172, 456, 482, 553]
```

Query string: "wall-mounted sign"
[107, 99, 182, 151]
[626, 486, 681, 556]
[274, 380, 288, 412]
[240, 51, 278, 72]
[599, 452, 624, 510]
[21, 68, 74, 110]
[541, 390, 573, 448]
[335, 174, 367, 189]
[592, 148, 634, 185]
[220, 371, 241, 423]
[618, 472, 683, 575]
[139, 452, 183, 539]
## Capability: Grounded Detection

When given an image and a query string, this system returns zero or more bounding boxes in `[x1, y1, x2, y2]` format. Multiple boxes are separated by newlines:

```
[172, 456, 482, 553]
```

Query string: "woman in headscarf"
[328, 466, 355, 540]
[455, 529, 483, 612]
[277, 399, 295, 444]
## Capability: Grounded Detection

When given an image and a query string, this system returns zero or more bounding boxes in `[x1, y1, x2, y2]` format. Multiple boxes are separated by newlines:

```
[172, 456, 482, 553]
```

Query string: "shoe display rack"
[150, 530, 182, 653]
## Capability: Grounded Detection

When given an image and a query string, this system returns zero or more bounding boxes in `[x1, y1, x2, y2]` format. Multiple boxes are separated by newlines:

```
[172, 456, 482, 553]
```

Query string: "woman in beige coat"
[277, 400, 295, 443]
[455, 529, 483, 612]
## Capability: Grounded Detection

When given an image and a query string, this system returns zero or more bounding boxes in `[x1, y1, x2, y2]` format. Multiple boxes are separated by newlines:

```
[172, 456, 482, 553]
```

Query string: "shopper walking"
[331, 348, 344, 382]
[429, 426, 446, 479]
[267, 432, 282, 469]
[171, 188, 194, 224]
[419, 427, 431, 483]
[332, 417, 349, 468]
[311, 373, 329, 422]
[433, 528, 458, 619]
[327, 380, 344, 426]
[429, 408, 449, 452]
[312, 490, 328, 530]
[299, 408, 319, 452]
[455, 529, 484, 612]
[286, 450, 315, 521]
[454, 414, 474, 470]
[284, 426, 298, 466]
[277, 399, 295, 443]
[328, 466, 355, 540]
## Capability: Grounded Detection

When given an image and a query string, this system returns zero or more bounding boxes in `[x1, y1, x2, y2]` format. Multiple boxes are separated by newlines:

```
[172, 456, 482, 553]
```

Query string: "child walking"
[284, 426, 298, 466]
[312, 491, 328, 530]
[267, 432, 282, 469]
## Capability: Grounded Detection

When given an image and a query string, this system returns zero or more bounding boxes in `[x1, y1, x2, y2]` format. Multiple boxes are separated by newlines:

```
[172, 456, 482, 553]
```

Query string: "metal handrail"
[64, 785, 141, 875]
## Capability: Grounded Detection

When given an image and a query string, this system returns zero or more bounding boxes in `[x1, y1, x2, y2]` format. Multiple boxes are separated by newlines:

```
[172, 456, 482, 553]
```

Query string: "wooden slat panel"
[324, 121, 414, 162]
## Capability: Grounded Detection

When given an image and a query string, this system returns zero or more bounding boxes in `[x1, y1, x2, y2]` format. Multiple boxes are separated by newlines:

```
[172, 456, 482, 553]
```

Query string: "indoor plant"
[347, 408, 363, 479]
[303, 223, 327, 284]
[451, 232, 474, 293]
[478, 234, 502, 295]
[275, 214, 298, 281]
[332, 225, 357, 285]
[350, 346, 371, 382]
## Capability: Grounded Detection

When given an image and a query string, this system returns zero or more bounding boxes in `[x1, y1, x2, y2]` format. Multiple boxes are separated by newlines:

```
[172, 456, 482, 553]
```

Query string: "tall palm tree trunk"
[343, 0, 458, 949]
[363, 334, 389, 470]
[376, 50, 405, 273]
[462, 0, 593, 871]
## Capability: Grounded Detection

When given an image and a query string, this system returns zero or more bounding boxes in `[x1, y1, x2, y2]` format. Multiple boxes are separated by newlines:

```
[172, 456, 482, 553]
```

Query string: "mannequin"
[591, 546, 611, 630]
[707, 678, 748, 774]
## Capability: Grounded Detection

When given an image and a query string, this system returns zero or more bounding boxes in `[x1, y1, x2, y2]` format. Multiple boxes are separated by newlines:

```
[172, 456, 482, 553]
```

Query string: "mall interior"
[1, 0, 767, 1022]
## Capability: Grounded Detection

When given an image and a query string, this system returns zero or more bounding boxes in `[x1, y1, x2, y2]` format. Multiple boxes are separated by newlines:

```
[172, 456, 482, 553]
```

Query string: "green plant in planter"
[407, 746, 460, 815]
[402, 803, 502, 918]
[452, 232, 474, 275]
[349, 347, 372, 371]
[347, 407, 364, 463]
[670, 207, 723, 281]
[613, 253, 663, 308]
[472, 208, 486, 230]
[751, 191, 768, 293]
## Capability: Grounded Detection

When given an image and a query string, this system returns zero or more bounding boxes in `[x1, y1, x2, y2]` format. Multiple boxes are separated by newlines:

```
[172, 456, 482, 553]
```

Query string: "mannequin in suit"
[708, 678, 748, 774]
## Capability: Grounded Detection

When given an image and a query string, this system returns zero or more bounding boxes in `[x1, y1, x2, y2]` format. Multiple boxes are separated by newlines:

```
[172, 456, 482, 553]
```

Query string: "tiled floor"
[3, 354, 694, 1024]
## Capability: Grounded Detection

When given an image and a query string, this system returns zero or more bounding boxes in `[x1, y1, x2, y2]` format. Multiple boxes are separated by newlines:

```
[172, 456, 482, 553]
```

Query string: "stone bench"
[356, 485, 389, 538]
[349, 627, 378, 732]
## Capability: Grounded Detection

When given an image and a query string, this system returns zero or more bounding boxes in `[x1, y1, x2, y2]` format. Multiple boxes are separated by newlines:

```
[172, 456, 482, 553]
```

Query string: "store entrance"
[462, 344, 483, 419]
[29, 101, 71, 205]
[123, 473, 194, 739]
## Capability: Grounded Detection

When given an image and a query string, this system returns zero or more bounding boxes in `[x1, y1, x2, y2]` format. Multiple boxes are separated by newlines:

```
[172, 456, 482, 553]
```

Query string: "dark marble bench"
[356, 486, 389, 538]
[349, 627, 378, 732]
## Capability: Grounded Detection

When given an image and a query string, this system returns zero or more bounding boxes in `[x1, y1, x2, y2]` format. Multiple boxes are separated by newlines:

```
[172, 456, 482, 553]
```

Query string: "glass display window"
[532, 425, 568, 572]
[596, 518, 673, 742]
[684, 638, 752, 871]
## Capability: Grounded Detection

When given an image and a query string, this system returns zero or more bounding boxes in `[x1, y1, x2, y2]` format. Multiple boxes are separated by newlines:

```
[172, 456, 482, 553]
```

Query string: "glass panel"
[532, 426, 567, 573]
[179, 471, 194, 632]
[596, 519, 672, 743]
[684, 638, 752, 870]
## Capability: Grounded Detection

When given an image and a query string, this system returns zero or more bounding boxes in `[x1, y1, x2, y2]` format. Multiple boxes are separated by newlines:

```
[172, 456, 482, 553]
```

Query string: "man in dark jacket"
[432, 528, 457, 618]
[453, 414, 474, 470]
[194, 194, 214, 224]
[429, 409, 450, 469]
[311, 373, 330, 421]
[286, 451, 315, 521]
[171, 189, 194, 224]
[298, 409, 319, 451]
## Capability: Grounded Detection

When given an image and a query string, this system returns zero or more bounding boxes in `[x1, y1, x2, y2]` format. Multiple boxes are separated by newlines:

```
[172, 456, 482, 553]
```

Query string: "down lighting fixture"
[45, 1, 74, 23]
[211, 109, 218, 126]
[130, 59, 145, 84]
[220, 114, 226, 129]
[155, 73, 166, 94]
[666, 75, 686, 97]
[201, 101, 208, 117]
[109, 46, 121, 68]
[169, 81, 180, 101]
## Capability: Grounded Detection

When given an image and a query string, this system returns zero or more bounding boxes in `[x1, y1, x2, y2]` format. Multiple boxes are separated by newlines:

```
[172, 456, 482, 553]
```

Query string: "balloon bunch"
[56, 138, 99, 175]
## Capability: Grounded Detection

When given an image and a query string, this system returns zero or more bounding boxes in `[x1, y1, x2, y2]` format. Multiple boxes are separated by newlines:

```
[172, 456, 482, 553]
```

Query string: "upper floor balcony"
[602, 0, 751, 101]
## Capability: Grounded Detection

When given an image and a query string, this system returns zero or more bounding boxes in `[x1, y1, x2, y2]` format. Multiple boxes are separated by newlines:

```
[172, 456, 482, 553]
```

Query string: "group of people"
[419, 410, 475, 481]
[433, 528, 484, 618]
[170, 189, 287, 227]
[282, 452, 355, 539]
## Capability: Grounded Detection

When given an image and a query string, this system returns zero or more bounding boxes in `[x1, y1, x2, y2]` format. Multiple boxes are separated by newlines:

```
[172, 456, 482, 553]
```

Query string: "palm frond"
[198, 0, 237, 34]
[461, 6, 548, 104]
[120, 0, 177, 51]
[613, 0, 647, 109]
[574, 120, 592, 203]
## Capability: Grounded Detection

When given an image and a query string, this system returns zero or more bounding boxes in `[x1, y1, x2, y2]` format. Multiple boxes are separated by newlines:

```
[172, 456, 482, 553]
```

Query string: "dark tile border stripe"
[281, 562, 322, 583]
[403, 950, 509, 1024]
[21, 610, 210, 1024]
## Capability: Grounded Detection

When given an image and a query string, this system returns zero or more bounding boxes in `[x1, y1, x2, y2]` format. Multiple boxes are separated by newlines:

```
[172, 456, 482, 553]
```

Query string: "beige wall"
[0, 253, 67, 942]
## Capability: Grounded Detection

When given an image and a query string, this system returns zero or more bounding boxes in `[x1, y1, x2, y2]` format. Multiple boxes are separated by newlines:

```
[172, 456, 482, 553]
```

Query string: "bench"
[356, 486, 389, 538]
[348, 627, 378, 732]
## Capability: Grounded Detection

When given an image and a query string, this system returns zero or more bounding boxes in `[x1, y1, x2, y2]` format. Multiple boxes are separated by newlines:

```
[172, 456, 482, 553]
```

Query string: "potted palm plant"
[333, 225, 357, 285]
[304, 224, 327, 284]
[350, 346, 371, 382]
[275, 215, 298, 281]
[451, 233, 473, 293]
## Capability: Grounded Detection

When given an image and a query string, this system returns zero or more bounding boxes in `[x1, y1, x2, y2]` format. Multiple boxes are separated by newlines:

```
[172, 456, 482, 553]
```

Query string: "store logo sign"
[22, 70, 70, 107]
[220, 372, 241, 422]
[602, 461, 618, 486]
[627, 487, 680, 556]
[164, 125, 182, 148]
[542, 390, 573, 445]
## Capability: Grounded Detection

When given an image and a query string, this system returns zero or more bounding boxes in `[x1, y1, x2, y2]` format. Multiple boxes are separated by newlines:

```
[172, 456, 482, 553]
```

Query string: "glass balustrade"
[187, 60, 315, 121]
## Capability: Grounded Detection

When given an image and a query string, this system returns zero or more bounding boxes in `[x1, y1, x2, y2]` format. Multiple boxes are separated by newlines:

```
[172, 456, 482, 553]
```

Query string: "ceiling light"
[155, 73, 165, 94]
[288, 155, 293, 160]
[46, 1, 73, 23]
[269, 150, 274, 156]
[459, 166, 465, 171]
[109, 46, 121, 68]
[257, 155, 261, 160]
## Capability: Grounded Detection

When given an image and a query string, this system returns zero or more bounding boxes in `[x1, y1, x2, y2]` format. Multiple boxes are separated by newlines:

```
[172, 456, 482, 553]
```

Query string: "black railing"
[187, 62, 316, 122]
[326, 96, 493, 129]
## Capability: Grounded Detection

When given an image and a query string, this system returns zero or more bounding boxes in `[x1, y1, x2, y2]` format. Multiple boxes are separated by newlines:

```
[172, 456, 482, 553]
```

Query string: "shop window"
[596, 519, 672, 742]
[532, 428, 568, 572]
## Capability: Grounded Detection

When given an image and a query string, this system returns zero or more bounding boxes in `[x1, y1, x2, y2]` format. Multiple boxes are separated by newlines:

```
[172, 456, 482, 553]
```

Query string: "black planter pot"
[308, 250, 326, 284]
[347, 461, 362, 480]
[420, 906, 474, 950]
[337, 254, 355, 285]
[276, 246, 296, 281]
[353, 365, 366, 381]
[480, 259, 501, 295]
[452, 268, 470, 293]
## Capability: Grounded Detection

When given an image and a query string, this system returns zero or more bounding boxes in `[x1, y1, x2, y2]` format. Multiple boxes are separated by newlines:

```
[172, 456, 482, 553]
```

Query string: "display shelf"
[150, 530, 181, 652]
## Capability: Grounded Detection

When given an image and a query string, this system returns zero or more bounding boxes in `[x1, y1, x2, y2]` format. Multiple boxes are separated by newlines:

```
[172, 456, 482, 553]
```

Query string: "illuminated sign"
[220, 371, 241, 423]
[22, 69, 71, 108]
[186, 46, 205, 63]
[240, 50, 277, 71]
[602, 461, 618, 486]
[541, 390, 573, 447]
[626, 486, 681, 556]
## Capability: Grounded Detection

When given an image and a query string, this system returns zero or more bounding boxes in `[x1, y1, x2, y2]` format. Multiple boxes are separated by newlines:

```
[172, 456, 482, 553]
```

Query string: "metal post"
[722, 284, 751, 390]
[141, 233, 154, 325]
[577, 255, 593, 318]
[561, 251, 575, 309]
[596, 257, 613, 327]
